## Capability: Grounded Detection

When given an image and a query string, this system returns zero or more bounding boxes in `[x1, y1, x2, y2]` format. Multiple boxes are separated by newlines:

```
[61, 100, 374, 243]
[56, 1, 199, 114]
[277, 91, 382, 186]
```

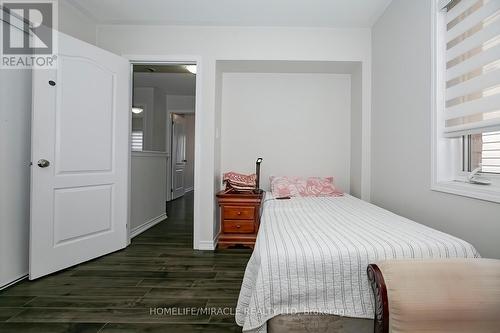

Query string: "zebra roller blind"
[443, 0, 500, 137]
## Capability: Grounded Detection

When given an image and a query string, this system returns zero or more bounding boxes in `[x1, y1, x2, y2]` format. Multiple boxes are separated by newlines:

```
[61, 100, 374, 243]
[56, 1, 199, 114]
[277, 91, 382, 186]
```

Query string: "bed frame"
[366, 260, 500, 333]
[366, 264, 389, 333]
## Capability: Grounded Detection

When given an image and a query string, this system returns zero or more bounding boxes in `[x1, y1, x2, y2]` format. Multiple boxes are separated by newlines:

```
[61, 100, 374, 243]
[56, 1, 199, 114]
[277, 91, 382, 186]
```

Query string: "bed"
[235, 194, 480, 333]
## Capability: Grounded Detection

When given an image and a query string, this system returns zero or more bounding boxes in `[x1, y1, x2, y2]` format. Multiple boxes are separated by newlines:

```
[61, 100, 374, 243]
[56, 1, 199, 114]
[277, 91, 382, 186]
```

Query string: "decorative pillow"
[223, 172, 256, 191]
[270, 176, 343, 197]
[303, 177, 343, 197]
[269, 176, 302, 198]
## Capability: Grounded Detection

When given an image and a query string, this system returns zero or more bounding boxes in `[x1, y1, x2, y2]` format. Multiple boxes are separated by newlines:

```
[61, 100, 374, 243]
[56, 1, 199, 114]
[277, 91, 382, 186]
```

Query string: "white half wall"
[97, 25, 372, 249]
[130, 152, 168, 234]
[0, 69, 31, 288]
[221, 72, 351, 192]
[372, 0, 500, 258]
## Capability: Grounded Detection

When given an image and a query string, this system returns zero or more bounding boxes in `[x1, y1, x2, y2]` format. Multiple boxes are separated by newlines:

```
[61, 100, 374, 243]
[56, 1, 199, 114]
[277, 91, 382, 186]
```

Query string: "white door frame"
[125, 55, 202, 249]
[171, 113, 187, 200]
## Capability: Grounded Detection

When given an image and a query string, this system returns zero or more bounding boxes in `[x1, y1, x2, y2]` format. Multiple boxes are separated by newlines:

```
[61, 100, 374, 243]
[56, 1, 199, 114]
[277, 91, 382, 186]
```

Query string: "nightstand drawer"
[223, 220, 255, 233]
[223, 206, 255, 220]
[216, 189, 264, 249]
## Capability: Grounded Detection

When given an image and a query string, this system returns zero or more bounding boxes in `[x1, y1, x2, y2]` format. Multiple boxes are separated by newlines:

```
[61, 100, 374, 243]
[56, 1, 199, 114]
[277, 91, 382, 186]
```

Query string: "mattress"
[235, 194, 480, 333]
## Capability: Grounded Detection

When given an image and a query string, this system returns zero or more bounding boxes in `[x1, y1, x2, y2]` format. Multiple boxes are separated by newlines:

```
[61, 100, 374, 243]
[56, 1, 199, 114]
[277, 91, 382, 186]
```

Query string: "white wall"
[130, 153, 167, 232]
[0, 69, 31, 288]
[153, 87, 167, 152]
[372, 0, 500, 258]
[167, 95, 196, 112]
[97, 25, 372, 249]
[59, 0, 97, 44]
[134, 86, 168, 152]
[221, 73, 351, 192]
[350, 64, 363, 198]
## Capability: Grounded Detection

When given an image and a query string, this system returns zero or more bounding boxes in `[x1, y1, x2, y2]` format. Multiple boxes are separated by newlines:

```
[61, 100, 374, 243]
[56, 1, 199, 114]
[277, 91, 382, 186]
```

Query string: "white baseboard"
[184, 187, 194, 193]
[1, 274, 28, 290]
[197, 239, 217, 250]
[130, 213, 167, 239]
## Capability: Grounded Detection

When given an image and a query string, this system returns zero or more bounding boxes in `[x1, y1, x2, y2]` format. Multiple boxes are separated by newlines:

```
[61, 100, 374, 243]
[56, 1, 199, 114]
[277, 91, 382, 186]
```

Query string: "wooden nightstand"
[216, 189, 264, 249]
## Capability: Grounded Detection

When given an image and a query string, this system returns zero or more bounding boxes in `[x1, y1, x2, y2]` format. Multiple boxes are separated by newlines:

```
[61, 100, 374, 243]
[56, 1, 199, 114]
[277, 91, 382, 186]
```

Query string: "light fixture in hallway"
[132, 107, 143, 114]
[184, 65, 197, 74]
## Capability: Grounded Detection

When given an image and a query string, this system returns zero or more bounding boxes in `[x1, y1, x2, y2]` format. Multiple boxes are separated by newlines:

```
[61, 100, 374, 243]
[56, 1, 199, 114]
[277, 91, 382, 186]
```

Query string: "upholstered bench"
[368, 259, 500, 333]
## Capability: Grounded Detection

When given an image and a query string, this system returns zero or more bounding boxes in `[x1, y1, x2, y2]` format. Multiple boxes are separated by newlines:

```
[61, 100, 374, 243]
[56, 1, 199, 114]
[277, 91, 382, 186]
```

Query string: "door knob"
[37, 159, 50, 168]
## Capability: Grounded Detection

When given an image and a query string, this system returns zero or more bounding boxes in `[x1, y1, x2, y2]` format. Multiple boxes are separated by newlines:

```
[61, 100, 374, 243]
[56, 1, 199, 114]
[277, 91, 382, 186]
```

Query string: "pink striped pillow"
[303, 177, 343, 197]
[270, 176, 343, 197]
[269, 176, 302, 198]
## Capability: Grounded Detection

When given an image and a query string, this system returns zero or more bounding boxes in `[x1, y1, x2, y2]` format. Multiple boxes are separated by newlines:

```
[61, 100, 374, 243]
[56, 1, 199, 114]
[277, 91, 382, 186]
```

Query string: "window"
[131, 105, 145, 151]
[131, 131, 143, 151]
[432, 0, 500, 202]
[463, 131, 500, 174]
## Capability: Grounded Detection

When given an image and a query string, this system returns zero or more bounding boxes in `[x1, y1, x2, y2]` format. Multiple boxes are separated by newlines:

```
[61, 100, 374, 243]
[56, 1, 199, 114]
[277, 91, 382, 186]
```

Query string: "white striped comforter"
[235, 195, 480, 332]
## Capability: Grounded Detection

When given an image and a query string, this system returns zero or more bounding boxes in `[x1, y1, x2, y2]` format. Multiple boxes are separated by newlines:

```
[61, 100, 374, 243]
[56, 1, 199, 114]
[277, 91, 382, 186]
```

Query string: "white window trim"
[430, 1, 500, 204]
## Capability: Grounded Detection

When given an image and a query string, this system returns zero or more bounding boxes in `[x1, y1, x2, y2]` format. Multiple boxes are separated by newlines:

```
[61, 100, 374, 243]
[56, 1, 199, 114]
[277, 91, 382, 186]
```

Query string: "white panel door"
[171, 114, 186, 200]
[30, 33, 130, 279]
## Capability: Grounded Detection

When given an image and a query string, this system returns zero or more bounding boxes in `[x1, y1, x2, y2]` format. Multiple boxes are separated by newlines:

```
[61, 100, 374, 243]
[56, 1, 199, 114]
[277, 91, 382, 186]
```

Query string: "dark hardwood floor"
[0, 192, 252, 332]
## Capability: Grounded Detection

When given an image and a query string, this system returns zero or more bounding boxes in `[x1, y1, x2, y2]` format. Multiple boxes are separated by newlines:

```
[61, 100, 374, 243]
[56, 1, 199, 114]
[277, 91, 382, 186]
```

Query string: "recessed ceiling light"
[132, 107, 143, 114]
[184, 65, 197, 74]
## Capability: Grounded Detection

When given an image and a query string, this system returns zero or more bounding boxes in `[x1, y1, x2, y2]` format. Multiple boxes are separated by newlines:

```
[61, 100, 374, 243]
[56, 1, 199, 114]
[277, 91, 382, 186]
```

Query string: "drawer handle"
[236, 224, 241, 228]
[237, 211, 242, 215]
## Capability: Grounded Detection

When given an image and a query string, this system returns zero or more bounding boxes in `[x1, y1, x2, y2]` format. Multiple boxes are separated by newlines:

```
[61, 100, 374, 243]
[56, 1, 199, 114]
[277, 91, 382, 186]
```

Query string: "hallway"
[0, 192, 252, 332]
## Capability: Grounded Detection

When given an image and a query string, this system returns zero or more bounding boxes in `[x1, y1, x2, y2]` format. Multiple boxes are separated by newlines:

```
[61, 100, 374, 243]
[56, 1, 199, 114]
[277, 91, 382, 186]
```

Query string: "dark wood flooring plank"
[7, 308, 210, 323]
[0, 192, 249, 332]
[23, 296, 142, 309]
[136, 279, 195, 288]
[0, 323, 105, 333]
[1, 286, 151, 297]
[0, 308, 25, 321]
[23, 296, 209, 310]
[0, 296, 35, 307]
[100, 323, 241, 333]
[145, 287, 240, 299]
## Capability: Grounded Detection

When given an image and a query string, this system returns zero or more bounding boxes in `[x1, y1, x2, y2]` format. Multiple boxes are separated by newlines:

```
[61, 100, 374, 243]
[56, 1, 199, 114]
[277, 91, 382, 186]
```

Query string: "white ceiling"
[134, 72, 196, 96]
[67, 0, 392, 28]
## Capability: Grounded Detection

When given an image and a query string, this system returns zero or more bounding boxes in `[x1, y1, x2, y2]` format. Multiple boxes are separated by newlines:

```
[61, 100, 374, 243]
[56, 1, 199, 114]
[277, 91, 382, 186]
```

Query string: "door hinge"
[171, 189, 173, 193]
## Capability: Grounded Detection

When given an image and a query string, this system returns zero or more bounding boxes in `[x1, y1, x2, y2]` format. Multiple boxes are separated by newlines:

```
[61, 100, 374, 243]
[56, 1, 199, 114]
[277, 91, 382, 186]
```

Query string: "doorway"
[130, 63, 197, 241]
[171, 113, 196, 200]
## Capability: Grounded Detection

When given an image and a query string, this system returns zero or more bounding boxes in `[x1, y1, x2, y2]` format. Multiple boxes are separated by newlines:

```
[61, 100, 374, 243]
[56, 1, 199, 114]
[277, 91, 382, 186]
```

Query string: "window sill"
[431, 180, 500, 204]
